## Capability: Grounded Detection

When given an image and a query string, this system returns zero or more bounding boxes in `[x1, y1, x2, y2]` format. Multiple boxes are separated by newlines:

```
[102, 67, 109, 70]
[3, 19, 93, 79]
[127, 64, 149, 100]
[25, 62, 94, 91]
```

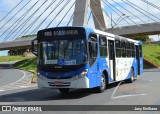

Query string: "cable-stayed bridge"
[0, 0, 160, 51]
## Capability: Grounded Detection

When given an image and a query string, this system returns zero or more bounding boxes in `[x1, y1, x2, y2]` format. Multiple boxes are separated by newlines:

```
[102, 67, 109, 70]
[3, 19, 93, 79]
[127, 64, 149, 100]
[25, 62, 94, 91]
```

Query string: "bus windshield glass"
[38, 39, 87, 66]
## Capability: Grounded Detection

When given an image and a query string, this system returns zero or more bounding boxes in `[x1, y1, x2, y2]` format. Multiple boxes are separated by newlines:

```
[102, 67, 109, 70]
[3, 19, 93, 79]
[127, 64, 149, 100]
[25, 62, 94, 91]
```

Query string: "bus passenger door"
[136, 45, 143, 75]
[108, 40, 116, 81]
[136, 46, 140, 75]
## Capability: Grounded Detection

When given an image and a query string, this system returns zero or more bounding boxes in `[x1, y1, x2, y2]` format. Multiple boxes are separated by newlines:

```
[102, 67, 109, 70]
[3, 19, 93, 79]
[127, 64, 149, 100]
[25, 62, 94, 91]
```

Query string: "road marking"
[19, 86, 29, 88]
[111, 81, 147, 100]
[0, 69, 26, 88]
[112, 94, 147, 100]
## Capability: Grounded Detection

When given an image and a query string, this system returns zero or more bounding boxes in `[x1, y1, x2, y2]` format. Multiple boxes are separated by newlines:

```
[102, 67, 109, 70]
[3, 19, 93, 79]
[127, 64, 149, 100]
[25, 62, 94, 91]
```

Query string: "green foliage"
[131, 36, 149, 42]
[143, 44, 160, 66]
[13, 57, 37, 71]
[21, 34, 37, 38]
[15, 34, 37, 40]
[0, 56, 33, 62]
[13, 57, 37, 79]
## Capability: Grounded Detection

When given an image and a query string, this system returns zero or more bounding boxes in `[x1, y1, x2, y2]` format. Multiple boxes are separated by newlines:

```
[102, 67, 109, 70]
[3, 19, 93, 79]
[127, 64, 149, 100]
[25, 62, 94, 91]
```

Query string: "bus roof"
[75, 26, 141, 44]
[38, 26, 141, 44]
[92, 28, 140, 44]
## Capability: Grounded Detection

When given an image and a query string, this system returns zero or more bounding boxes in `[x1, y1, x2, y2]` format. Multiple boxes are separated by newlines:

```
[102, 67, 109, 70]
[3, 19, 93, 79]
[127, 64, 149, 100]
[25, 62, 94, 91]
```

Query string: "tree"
[130, 36, 149, 42]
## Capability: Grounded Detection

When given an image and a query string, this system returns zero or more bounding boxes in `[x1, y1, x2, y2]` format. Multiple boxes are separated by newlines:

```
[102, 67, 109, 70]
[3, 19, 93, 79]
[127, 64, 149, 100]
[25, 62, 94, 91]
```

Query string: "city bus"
[31, 26, 143, 93]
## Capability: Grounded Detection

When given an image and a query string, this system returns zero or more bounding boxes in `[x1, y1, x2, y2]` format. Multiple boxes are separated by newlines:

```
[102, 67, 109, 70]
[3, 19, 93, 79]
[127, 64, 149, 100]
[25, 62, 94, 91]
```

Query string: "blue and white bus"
[31, 26, 143, 93]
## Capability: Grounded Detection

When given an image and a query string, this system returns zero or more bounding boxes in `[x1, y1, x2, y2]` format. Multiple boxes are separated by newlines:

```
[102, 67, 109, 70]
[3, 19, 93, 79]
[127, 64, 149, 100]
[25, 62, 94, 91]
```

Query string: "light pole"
[110, 13, 129, 33]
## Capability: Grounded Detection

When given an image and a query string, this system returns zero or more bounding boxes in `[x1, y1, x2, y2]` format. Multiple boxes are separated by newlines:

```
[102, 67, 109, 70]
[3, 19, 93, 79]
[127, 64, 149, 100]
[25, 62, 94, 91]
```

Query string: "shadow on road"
[0, 64, 14, 69]
[0, 82, 121, 102]
[143, 68, 160, 72]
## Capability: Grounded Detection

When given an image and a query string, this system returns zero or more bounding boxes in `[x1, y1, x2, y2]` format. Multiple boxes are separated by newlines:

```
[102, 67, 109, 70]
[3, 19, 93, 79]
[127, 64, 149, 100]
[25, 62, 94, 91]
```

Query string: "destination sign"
[37, 27, 86, 40]
[44, 30, 79, 37]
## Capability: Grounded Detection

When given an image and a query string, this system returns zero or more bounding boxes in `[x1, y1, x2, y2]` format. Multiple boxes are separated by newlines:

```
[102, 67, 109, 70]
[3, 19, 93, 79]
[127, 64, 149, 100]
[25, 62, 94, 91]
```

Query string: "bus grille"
[48, 82, 71, 86]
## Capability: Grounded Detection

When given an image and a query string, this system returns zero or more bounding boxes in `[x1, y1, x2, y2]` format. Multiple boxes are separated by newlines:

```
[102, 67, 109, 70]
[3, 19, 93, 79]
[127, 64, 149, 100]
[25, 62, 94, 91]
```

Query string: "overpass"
[0, 37, 36, 51]
[0, 22, 160, 51]
[106, 22, 160, 37]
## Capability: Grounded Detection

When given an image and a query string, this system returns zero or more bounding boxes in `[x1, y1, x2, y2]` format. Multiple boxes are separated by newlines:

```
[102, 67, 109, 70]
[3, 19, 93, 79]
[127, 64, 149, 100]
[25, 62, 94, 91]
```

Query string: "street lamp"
[110, 13, 129, 33]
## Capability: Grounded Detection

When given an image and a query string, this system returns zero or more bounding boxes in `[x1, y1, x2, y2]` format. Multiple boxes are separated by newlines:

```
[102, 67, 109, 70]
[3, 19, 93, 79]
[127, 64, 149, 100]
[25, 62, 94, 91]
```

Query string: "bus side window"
[131, 43, 135, 57]
[88, 34, 98, 66]
[139, 45, 142, 57]
[121, 41, 126, 57]
[126, 42, 131, 57]
[99, 35, 107, 57]
[115, 40, 121, 57]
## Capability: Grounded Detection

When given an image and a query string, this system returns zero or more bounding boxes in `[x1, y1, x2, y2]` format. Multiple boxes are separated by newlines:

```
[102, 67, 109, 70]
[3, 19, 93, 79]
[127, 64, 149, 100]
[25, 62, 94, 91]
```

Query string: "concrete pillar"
[72, 0, 90, 26]
[90, 0, 107, 30]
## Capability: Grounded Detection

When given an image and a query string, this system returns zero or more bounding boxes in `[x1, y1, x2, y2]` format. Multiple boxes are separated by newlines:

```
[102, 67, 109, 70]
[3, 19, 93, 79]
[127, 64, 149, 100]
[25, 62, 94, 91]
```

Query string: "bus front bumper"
[37, 75, 90, 89]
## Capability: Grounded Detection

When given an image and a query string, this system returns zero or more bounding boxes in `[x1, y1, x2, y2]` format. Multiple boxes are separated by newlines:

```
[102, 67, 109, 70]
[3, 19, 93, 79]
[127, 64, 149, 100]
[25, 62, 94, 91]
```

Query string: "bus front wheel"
[96, 73, 106, 93]
[59, 88, 70, 94]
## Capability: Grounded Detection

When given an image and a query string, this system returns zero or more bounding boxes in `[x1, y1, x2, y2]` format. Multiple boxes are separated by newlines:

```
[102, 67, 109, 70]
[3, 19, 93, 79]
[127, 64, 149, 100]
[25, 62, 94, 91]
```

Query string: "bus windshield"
[38, 39, 87, 66]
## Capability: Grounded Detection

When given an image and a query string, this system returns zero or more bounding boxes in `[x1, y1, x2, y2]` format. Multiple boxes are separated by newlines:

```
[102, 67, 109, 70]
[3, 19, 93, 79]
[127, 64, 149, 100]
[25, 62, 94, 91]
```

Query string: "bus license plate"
[53, 82, 64, 86]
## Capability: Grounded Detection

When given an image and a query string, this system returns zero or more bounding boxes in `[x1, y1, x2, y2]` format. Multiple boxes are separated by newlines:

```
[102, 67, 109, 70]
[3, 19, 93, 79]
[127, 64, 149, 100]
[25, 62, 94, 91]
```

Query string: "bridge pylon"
[72, 0, 107, 31]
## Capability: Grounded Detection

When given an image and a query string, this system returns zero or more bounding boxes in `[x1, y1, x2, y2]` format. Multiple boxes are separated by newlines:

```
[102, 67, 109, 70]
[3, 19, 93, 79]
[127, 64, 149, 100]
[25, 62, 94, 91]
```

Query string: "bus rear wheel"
[59, 88, 70, 94]
[96, 73, 106, 93]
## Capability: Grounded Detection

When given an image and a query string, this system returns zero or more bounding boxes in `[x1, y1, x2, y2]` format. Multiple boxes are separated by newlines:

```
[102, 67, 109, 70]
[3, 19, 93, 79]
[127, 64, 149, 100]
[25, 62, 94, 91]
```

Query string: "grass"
[0, 56, 33, 62]
[13, 57, 37, 78]
[143, 44, 160, 66]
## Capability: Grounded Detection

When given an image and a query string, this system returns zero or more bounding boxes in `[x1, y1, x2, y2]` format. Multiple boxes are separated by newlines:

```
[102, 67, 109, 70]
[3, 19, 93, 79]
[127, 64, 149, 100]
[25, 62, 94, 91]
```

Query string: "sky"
[0, 0, 160, 56]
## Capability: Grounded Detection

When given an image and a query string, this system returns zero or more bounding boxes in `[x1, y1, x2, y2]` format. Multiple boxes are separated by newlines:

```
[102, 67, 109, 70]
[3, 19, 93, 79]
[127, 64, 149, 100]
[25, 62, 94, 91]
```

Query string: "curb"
[144, 58, 159, 68]
[13, 67, 37, 84]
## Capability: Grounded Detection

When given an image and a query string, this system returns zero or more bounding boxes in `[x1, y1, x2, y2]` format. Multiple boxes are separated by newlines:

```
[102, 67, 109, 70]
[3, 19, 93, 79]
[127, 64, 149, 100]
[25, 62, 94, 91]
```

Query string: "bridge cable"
[31, 0, 64, 34]
[91, 0, 117, 28]
[88, 4, 104, 31]
[3, 0, 46, 41]
[21, 0, 57, 36]
[0, 0, 24, 22]
[0, 0, 40, 39]
[4, 0, 50, 41]
[125, 0, 160, 22]
[121, 0, 158, 23]
[56, 1, 76, 27]
[140, 0, 160, 11]
[102, 0, 131, 26]
[0, 0, 32, 30]
[45, 0, 71, 28]
[111, 0, 147, 24]
[87, 11, 92, 25]
[67, 13, 74, 26]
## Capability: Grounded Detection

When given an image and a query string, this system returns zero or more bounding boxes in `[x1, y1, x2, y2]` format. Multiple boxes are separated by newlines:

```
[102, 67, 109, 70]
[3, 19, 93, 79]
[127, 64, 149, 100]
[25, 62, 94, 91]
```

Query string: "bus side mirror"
[31, 38, 37, 56]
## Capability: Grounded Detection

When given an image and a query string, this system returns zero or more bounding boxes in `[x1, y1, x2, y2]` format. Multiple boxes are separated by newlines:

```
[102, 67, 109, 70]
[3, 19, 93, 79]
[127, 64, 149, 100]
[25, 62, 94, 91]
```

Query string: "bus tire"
[96, 73, 106, 93]
[59, 88, 70, 94]
[129, 69, 134, 83]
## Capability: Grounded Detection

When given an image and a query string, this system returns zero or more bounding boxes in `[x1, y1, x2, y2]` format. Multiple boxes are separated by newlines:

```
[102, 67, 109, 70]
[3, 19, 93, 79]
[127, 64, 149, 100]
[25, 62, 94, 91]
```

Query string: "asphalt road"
[0, 63, 35, 92]
[0, 68, 160, 114]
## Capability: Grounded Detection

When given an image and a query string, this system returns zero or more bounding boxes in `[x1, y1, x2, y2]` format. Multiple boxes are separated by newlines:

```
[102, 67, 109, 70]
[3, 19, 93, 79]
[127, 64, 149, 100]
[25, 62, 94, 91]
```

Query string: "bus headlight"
[38, 73, 47, 80]
[78, 69, 88, 78]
